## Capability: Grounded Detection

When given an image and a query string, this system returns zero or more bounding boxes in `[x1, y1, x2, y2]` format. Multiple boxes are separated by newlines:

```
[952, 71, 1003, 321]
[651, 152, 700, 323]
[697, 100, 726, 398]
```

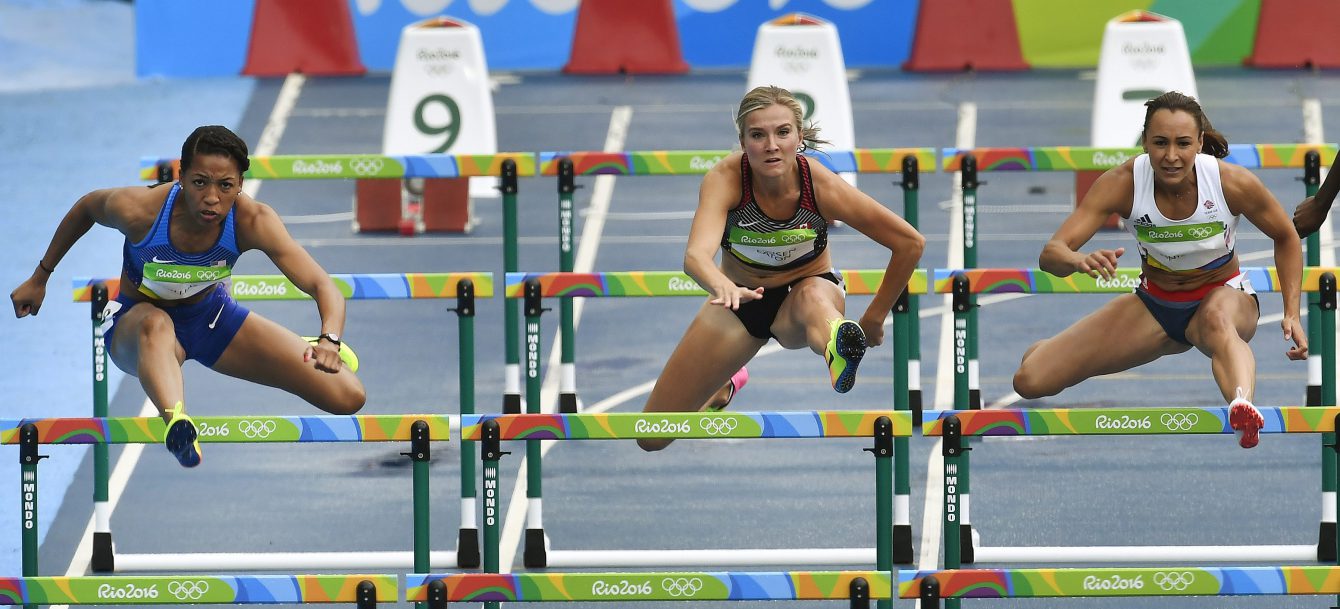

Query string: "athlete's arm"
[1039, 162, 1134, 279]
[814, 162, 924, 346]
[1294, 154, 1340, 237]
[1223, 161, 1307, 360]
[237, 196, 348, 372]
[10, 187, 145, 317]
[686, 154, 763, 310]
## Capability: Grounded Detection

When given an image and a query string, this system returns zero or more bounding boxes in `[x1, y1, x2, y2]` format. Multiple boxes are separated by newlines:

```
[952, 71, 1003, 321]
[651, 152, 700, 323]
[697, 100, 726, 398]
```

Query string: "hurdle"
[408, 570, 888, 606]
[5, 414, 448, 579]
[0, 574, 395, 606]
[905, 565, 1340, 605]
[924, 267, 1338, 570]
[464, 407, 911, 590]
[504, 269, 932, 573]
[70, 272, 487, 572]
[535, 148, 935, 419]
[942, 143, 1340, 561]
[928, 403, 1340, 566]
[403, 566, 1340, 605]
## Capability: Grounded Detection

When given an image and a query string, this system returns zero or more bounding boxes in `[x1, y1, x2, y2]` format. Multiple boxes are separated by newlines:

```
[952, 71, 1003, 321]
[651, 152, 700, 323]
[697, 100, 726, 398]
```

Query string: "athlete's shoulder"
[98, 184, 168, 228]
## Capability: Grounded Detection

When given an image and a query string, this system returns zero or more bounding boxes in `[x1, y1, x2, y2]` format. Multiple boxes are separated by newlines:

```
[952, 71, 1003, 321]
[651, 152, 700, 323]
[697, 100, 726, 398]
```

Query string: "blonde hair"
[735, 85, 829, 152]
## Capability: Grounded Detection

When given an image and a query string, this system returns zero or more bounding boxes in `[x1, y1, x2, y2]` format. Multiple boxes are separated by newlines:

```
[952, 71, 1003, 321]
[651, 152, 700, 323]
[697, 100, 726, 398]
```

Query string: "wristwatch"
[317, 333, 341, 348]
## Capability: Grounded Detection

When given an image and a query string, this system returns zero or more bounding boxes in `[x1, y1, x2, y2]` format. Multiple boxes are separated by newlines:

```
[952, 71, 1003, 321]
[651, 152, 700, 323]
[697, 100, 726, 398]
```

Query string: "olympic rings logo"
[238, 419, 278, 439]
[168, 580, 210, 600]
[779, 233, 808, 244]
[1186, 226, 1214, 239]
[661, 577, 703, 597]
[1152, 571, 1196, 591]
[350, 158, 385, 176]
[698, 416, 739, 436]
[1159, 412, 1199, 432]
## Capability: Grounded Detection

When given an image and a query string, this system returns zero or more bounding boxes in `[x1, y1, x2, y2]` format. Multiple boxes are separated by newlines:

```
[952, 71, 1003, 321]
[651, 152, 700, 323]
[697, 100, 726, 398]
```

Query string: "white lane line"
[54, 73, 305, 584]
[497, 106, 632, 572]
[247, 73, 306, 201]
[1303, 97, 1333, 268]
[921, 101, 976, 577]
[281, 211, 354, 224]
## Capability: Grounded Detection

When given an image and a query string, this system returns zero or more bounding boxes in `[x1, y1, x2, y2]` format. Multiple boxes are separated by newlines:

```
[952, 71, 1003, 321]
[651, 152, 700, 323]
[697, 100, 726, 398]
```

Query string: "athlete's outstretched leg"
[1013, 294, 1189, 399]
[1185, 287, 1261, 447]
[107, 302, 200, 466]
[639, 302, 765, 451]
[211, 311, 366, 414]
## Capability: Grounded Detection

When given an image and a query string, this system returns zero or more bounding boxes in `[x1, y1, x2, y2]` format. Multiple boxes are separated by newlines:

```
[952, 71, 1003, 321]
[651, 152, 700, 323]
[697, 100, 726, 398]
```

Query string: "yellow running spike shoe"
[163, 402, 202, 468]
[825, 319, 866, 394]
[304, 337, 360, 373]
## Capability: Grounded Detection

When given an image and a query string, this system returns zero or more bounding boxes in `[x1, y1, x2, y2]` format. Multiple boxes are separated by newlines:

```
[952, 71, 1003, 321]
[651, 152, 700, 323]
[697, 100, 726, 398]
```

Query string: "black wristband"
[37, 260, 54, 274]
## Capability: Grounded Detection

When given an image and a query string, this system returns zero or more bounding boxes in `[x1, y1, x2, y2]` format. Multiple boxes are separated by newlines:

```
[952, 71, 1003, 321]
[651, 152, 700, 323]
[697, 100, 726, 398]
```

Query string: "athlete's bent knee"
[637, 438, 672, 452]
[1012, 366, 1058, 400]
[319, 384, 366, 415]
[135, 309, 175, 345]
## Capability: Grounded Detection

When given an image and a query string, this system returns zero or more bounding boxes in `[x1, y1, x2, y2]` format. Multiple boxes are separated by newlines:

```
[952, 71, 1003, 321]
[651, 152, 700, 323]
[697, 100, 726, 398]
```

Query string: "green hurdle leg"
[557, 158, 579, 413]
[892, 290, 913, 566]
[900, 155, 923, 427]
[90, 284, 114, 572]
[961, 155, 981, 411]
[20, 424, 45, 609]
[451, 280, 480, 568]
[1305, 152, 1336, 561]
[481, 420, 507, 609]
[523, 279, 548, 568]
[942, 416, 964, 609]
[1322, 272, 1337, 590]
[503, 159, 522, 414]
[951, 274, 975, 564]
[871, 417, 894, 609]
[410, 421, 430, 609]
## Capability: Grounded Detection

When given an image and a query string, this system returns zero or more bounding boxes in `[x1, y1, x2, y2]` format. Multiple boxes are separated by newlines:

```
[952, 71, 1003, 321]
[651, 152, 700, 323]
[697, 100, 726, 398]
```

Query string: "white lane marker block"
[1091, 10, 1198, 148]
[383, 16, 499, 199]
[747, 13, 856, 188]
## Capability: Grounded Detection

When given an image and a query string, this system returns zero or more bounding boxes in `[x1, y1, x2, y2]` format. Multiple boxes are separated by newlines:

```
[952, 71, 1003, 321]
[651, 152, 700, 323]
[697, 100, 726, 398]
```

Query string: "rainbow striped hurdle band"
[923, 407, 1340, 437]
[0, 575, 395, 605]
[0, 415, 450, 445]
[503, 267, 1334, 298]
[459, 411, 914, 441]
[73, 273, 493, 302]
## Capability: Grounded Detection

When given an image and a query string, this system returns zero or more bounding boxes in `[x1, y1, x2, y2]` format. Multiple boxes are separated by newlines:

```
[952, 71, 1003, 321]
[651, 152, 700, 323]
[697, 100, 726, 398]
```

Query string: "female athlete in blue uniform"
[1012, 92, 1306, 449]
[638, 86, 925, 451]
[10, 126, 365, 467]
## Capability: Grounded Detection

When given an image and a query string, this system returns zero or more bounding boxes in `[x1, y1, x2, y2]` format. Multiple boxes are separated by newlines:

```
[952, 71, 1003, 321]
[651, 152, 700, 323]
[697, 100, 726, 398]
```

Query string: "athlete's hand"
[859, 312, 885, 347]
[1294, 195, 1329, 238]
[1077, 247, 1125, 280]
[304, 341, 343, 373]
[1283, 315, 1308, 361]
[708, 284, 764, 310]
[10, 277, 48, 318]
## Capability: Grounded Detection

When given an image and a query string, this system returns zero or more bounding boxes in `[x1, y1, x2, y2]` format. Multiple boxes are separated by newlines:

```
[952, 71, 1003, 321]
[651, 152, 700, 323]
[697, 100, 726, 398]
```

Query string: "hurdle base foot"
[1320, 522, 1336, 562]
[910, 390, 923, 428]
[524, 528, 548, 568]
[559, 392, 578, 414]
[894, 524, 913, 564]
[457, 528, 480, 569]
[92, 532, 114, 572]
[960, 524, 975, 564]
